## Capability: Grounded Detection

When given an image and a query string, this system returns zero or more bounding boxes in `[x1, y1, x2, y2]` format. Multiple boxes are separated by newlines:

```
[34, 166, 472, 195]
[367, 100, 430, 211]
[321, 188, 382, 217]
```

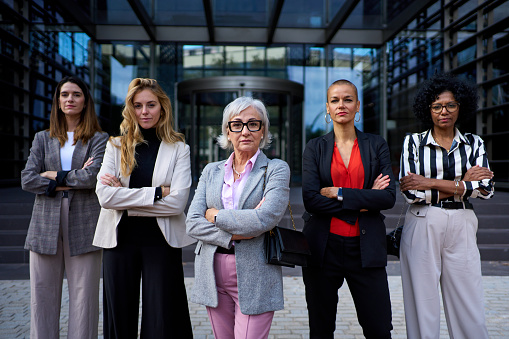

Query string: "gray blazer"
[21, 130, 108, 256]
[186, 151, 290, 315]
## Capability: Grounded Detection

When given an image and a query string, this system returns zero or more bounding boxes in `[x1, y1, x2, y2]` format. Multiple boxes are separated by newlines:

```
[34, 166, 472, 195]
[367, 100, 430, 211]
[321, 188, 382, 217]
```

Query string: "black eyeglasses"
[228, 120, 262, 132]
[430, 102, 460, 114]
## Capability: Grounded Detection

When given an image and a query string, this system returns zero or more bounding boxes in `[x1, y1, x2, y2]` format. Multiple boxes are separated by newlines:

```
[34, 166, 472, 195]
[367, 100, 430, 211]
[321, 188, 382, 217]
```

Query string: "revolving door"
[176, 76, 304, 185]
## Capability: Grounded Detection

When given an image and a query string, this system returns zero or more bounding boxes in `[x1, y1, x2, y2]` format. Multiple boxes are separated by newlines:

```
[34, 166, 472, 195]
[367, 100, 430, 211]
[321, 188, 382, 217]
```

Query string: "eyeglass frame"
[429, 102, 460, 114]
[227, 120, 263, 132]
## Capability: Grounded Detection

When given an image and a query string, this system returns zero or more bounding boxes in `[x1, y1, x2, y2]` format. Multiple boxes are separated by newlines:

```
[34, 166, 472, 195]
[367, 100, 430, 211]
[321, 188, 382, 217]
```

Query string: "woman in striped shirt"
[399, 73, 494, 339]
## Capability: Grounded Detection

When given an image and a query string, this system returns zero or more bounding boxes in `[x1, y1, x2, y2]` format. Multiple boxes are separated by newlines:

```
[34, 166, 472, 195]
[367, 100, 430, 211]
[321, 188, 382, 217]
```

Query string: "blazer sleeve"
[342, 136, 396, 211]
[64, 132, 108, 190]
[21, 132, 52, 195]
[96, 140, 157, 210]
[128, 143, 192, 217]
[214, 160, 290, 237]
[186, 164, 234, 248]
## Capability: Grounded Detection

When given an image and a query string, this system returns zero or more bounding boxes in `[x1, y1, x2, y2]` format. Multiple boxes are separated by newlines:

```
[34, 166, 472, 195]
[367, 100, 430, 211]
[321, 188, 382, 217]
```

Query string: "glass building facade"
[1, 0, 508, 187]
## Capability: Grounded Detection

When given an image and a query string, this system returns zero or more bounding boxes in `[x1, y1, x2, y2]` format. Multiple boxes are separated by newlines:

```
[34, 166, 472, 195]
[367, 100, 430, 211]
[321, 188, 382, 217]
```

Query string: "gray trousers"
[30, 197, 101, 339]
[400, 204, 489, 339]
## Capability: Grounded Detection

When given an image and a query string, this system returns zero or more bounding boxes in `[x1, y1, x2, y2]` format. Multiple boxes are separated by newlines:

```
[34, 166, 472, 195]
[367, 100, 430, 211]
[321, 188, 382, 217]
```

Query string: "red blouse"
[330, 139, 364, 236]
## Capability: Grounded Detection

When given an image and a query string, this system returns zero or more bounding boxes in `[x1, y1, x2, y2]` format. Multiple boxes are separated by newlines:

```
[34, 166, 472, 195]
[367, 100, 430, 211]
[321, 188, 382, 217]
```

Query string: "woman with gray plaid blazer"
[21, 76, 108, 339]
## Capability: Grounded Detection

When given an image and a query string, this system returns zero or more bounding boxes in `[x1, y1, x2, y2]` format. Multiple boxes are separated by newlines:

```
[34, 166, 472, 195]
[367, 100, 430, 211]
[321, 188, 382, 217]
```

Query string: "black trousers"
[102, 218, 193, 339]
[302, 234, 392, 339]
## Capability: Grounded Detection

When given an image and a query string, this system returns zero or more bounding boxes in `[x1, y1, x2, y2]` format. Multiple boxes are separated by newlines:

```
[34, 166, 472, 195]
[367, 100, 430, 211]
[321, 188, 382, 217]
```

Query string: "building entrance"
[176, 76, 304, 185]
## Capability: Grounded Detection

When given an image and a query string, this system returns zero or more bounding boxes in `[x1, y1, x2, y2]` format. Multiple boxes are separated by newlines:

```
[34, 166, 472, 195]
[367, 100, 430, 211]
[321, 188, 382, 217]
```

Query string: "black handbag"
[386, 225, 403, 258]
[264, 203, 311, 267]
[260, 167, 311, 267]
[386, 203, 407, 258]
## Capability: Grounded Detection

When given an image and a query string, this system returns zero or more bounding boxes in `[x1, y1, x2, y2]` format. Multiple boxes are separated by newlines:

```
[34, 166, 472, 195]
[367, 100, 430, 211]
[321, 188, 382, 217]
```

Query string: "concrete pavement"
[1, 263, 509, 338]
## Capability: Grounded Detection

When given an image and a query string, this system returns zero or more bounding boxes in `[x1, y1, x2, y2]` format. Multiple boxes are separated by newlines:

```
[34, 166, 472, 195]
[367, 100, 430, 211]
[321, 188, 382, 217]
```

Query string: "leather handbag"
[264, 203, 311, 267]
[386, 203, 407, 258]
[260, 166, 311, 267]
[386, 225, 403, 258]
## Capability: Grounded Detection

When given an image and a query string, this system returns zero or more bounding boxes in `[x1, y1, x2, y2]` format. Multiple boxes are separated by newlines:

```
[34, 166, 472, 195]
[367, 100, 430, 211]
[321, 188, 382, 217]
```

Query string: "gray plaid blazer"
[21, 130, 108, 256]
[186, 152, 290, 315]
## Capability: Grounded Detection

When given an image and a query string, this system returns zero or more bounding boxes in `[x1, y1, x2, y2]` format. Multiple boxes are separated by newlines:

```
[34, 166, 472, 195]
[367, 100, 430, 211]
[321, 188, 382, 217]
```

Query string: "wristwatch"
[337, 187, 343, 201]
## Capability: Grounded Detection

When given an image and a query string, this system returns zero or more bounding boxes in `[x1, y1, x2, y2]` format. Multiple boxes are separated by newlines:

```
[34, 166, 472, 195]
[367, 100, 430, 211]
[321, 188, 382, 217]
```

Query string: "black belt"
[62, 191, 69, 198]
[431, 201, 473, 210]
[216, 246, 235, 254]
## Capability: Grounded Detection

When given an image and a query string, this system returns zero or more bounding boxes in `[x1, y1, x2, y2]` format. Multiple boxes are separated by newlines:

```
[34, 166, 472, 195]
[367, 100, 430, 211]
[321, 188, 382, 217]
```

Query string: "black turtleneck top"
[129, 127, 161, 190]
[117, 127, 163, 239]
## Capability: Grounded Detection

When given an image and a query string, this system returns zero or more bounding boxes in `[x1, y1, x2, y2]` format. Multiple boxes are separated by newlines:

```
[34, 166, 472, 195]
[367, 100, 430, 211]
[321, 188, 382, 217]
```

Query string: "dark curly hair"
[412, 73, 478, 126]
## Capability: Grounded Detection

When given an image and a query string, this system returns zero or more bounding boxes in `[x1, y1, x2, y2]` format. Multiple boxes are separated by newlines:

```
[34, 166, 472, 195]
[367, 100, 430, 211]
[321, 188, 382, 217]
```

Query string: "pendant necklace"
[232, 157, 243, 177]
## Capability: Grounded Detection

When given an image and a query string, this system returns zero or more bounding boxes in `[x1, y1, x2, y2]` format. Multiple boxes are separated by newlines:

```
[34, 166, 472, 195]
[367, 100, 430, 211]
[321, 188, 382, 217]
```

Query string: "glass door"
[177, 76, 303, 184]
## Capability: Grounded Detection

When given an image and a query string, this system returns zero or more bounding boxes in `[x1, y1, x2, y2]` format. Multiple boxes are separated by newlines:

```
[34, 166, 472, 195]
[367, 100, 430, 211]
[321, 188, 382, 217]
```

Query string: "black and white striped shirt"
[399, 128, 494, 204]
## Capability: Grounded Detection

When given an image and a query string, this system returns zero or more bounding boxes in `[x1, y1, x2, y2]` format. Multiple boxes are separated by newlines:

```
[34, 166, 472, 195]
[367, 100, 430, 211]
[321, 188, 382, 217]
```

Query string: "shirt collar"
[224, 149, 261, 173]
[421, 128, 469, 147]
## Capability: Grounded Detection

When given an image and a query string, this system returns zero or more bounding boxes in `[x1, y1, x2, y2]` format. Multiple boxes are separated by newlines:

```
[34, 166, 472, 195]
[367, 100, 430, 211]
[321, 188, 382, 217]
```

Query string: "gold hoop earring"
[355, 112, 361, 123]
[325, 113, 332, 124]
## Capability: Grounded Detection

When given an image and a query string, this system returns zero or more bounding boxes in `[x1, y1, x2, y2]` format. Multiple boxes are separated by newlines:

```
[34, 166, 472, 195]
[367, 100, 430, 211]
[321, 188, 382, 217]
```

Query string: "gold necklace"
[432, 132, 450, 150]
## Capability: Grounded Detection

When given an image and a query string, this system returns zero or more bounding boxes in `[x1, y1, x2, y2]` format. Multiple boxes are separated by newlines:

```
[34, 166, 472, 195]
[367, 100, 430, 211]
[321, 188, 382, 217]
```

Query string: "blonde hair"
[116, 78, 184, 177]
[49, 76, 102, 146]
[216, 96, 272, 150]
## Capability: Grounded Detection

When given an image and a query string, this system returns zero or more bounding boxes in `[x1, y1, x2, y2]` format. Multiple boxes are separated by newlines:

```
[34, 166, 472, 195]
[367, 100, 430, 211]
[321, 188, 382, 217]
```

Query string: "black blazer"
[302, 129, 396, 268]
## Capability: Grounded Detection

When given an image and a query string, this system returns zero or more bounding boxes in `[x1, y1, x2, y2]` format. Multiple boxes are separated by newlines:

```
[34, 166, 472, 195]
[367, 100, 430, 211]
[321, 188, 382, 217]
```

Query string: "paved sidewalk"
[1, 275, 508, 338]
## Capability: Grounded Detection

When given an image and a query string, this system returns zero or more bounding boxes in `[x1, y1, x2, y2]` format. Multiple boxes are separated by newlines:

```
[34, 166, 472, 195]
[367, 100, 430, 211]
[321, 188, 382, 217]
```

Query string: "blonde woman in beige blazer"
[93, 78, 195, 338]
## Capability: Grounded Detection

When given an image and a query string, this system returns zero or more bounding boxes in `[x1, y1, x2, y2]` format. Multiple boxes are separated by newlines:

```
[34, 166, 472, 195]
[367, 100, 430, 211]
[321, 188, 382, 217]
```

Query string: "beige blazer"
[93, 137, 196, 248]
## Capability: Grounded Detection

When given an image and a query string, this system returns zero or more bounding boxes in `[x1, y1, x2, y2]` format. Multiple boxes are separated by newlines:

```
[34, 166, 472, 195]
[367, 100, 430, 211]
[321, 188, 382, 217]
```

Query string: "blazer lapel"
[71, 139, 87, 170]
[49, 136, 63, 171]
[211, 162, 226, 209]
[322, 131, 335, 187]
[152, 141, 170, 186]
[237, 152, 268, 209]
[356, 128, 372, 189]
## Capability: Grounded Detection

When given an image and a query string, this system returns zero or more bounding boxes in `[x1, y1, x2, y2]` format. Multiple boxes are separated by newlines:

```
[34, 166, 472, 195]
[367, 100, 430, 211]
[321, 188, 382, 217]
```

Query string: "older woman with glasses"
[399, 73, 494, 339]
[186, 96, 290, 339]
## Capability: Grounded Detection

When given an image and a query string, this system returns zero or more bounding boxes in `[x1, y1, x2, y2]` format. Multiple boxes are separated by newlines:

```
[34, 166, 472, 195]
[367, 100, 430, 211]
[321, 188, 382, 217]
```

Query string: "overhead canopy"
[53, 0, 436, 46]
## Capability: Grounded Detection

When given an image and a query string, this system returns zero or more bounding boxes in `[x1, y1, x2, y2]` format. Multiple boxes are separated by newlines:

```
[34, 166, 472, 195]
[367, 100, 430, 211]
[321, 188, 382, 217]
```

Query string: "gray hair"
[217, 96, 272, 150]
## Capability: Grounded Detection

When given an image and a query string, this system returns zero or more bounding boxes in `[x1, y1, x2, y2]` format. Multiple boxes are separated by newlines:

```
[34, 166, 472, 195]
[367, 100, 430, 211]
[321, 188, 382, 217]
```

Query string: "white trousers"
[30, 197, 102, 339]
[400, 204, 488, 339]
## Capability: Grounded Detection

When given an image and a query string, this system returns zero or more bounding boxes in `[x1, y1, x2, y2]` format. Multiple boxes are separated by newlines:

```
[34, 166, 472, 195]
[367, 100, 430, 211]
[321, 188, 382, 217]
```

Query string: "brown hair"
[49, 76, 102, 146]
[116, 78, 184, 177]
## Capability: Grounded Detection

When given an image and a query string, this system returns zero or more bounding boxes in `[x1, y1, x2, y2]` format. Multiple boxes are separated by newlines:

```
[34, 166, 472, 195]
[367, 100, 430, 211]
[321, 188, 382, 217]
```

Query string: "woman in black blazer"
[302, 79, 396, 338]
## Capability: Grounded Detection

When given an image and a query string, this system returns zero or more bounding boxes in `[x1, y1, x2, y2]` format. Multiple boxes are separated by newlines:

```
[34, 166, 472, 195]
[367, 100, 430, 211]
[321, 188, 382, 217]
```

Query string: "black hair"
[412, 73, 478, 126]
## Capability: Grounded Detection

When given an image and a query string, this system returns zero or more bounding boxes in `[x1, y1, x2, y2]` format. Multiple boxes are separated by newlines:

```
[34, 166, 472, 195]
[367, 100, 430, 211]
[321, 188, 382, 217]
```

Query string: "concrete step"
[0, 247, 29, 264]
[0, 215, 31, 230]
[0, 230, 26, 246]
[0, 202, 34, 215]
[478, 244, 509, 261]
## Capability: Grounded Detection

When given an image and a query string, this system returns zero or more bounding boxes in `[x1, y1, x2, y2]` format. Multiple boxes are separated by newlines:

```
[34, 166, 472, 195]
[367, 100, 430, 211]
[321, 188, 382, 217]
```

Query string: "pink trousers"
[206, 253, 274, 339]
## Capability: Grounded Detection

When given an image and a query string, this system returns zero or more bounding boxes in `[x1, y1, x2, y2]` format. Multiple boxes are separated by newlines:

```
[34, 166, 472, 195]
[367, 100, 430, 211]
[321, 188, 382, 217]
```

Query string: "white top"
[60, 132, 75, 171]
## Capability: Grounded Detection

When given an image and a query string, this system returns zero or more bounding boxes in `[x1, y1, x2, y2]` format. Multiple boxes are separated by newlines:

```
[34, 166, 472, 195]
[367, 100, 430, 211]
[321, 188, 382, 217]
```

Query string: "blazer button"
[361, 229, 366, 235]
[416, 211, 419, 215]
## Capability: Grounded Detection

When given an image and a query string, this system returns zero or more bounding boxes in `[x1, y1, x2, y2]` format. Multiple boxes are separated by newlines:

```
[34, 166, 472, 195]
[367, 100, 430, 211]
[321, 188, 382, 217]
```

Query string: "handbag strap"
[262, 166, 296, 231]
[396, 201, 407, 228]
